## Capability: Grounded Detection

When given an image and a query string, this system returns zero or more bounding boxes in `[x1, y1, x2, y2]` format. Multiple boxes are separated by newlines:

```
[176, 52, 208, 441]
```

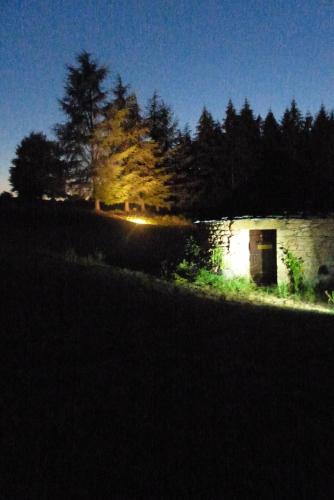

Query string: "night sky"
[1, 0, 334, 191]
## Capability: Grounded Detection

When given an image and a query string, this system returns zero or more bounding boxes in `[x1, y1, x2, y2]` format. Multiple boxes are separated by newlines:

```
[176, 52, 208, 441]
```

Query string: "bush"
[210, 246, 225, 273]
[280, 247, 304, 293]
[64, 247, 105, 266]
[174, 259, 199, 283]
[173, 235, 205, 283]
[194, 269, 255, 295]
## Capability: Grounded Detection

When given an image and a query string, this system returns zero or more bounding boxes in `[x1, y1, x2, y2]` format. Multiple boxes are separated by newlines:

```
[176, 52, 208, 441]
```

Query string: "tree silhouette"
[146, 92, 178, 154]
[9, 132, 65, 200]
[56, 51, 108, 202]
[191, 107, 224, 215]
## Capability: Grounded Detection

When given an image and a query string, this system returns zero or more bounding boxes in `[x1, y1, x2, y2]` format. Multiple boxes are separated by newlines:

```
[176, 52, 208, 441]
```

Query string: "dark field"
[1, 203, 334, 499]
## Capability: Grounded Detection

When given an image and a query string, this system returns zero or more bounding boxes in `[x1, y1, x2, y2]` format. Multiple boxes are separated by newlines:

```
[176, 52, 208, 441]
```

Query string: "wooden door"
[249, 230, 277, 285]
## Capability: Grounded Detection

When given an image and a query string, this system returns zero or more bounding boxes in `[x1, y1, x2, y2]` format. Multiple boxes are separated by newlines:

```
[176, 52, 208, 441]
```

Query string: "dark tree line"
[167, 99, 334, 217]
[9, 51, 334, 217]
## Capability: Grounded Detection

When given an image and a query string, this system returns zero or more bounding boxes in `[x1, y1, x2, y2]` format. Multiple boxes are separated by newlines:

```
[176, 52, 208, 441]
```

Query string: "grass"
[0, 200, 194, 275]
[173, 264, 332, 314]
[1, 201, 334, 498]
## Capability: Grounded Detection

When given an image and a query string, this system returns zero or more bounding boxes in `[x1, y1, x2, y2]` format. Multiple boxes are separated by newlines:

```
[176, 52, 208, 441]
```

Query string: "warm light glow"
[109, 213, 158, 225]
[127, 217, 149, 224]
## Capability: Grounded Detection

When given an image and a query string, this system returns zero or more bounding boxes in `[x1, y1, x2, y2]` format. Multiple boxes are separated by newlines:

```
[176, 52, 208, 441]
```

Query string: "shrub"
[173, 236, 205, 282]
[184, 235, 203, 264]
[174, 259, 199, 283]
[210, 246, 225, 273]
[300, 282, 317, 303]
[280, 247, 304, 293]
[64, 247, 105, 266]
[194, 269, 255, 295]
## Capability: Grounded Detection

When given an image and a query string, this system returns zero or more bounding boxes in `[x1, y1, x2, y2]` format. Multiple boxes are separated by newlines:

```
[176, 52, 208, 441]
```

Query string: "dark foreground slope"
[1, 246, 334, 500]
[0, 202, 193, 274]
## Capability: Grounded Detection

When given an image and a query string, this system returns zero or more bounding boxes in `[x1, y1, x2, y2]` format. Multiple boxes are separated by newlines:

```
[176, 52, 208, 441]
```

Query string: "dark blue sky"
[1, 0, 334, 191]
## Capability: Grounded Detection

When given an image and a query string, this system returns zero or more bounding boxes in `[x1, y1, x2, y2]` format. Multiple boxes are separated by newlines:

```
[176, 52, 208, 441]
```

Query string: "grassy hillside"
[0, 201, 194, 274]
[1, 202, 334, 498]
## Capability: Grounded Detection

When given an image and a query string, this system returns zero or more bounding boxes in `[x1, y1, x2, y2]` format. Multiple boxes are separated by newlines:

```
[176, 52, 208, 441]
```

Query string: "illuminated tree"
[55, 51, 108, 202]
[9, 132, 65, 200]
[91, 105, 172, 212]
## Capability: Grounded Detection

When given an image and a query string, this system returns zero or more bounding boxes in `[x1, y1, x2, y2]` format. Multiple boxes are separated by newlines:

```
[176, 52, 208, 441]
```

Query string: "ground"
[1, 202, 334, 499]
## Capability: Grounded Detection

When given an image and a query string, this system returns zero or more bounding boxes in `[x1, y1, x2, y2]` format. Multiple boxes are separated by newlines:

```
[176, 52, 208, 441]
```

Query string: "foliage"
[9, 132, 65, 200]
[171, 238, 319, 306]
[325, 290, 334, 305]
[56, 51, 108, 197]
[0, 191, 13, 203]
[174, 259, 199, 283]
[173, 235, 204, 282]
[300, 282, 317, 303]
[64, 247, 105, 266]
[275, 282, 290, 298]
[91, 105, 172, 211]
[164, 126, 198, 211]
[210, 246, 225, 273]
[191, 107, 225, 215]
[111, 75, 130, 111]
[194, 269, 255, 295]
[146, 91, 178, 153]
[183, 235, 202, 263]
[261, 281, 317, 302]
[280, 247, 304, 293]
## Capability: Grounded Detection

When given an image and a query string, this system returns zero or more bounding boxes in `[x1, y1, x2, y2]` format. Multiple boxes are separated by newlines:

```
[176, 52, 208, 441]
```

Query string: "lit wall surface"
[198, 216, 334, 285]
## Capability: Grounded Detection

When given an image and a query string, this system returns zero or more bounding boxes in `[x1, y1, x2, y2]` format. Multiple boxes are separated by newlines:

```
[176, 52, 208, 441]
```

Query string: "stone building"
[196, 216, 334, 286]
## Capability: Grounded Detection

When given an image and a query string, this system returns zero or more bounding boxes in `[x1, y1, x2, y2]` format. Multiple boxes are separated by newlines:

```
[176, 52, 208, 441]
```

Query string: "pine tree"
[166, 126, 197, 212]
[280, 100, 304, 210]
[91, 104, 172, 212]
[192, 107, 225, 215]
[310, 105, 334, 210]
[55, 51, 108, 204]
[238, 99, 261, 176]
[111, 75, 129, 111]
[257, 110, 283, 212]
[223, 100, 239, 192]
[107, 76, 140, 125]
[146, 92, 178, 153]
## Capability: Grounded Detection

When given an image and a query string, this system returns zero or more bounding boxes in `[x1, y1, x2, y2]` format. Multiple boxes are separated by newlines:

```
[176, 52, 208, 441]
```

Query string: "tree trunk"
[140, 199, 146, 212]
[124, 200, 130, 212]
[95, 199, 101, 211]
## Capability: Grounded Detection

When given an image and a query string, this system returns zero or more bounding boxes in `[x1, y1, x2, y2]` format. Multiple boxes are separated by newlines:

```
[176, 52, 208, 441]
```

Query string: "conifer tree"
[238, 99, 261, 177]
[146, 92, 178, 153]
[91, 103, 171, 212]
[280, 100, 304, 209]
[192, 107, 225, 215]
[55, 51, 108, 204]
[310, 105, 334, 210]
[111, 75, 129, 111]
[223, 100, 239, 192]
[166, 126, 197, 211]
[255, 110, 283, 212]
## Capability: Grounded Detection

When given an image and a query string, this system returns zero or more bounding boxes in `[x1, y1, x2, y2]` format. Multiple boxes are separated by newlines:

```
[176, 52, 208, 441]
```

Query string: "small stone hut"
[196, 215, 334, 286]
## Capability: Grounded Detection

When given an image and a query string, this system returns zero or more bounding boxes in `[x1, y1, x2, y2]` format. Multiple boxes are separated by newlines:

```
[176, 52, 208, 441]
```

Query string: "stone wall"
[196, 217, 334, 285]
